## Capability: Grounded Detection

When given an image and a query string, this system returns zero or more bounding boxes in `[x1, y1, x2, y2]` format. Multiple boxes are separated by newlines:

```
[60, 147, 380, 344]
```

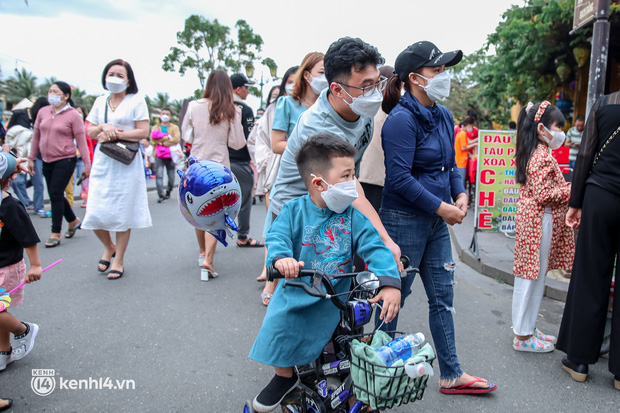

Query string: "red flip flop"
[439, 377, 497, 394]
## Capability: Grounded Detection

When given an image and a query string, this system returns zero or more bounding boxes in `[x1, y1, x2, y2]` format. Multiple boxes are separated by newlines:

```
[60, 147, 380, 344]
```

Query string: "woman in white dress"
[84, 59, 151, 280]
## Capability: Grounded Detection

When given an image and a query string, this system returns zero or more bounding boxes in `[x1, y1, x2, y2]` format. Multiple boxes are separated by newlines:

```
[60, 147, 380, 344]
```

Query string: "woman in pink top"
[28, 81, 91, 248]
[181, 70, 245, 278]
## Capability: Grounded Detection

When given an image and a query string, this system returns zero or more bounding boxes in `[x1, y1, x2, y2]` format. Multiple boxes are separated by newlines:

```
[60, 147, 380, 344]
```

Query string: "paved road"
[2, 190, 618, 412]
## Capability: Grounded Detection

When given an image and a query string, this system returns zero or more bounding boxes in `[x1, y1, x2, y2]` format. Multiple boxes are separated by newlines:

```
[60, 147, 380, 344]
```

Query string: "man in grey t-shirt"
[267, 37, 401, 263]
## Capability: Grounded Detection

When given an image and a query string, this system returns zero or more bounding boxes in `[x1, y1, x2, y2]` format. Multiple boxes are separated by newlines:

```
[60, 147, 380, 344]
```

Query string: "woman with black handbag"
[557, 91, 620, 391]
[83, 59, 151, 280]
[28, 81, 91, 248]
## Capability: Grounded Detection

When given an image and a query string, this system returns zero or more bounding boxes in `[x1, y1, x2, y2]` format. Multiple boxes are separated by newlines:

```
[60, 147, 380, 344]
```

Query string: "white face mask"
[284, 83, 294, 95]
[106, 77, 128, 94]
[48, 94, 63, 108]
[542, 125, 566, 150]
[160, 115, 171, 123]
[416, 71, 451, 102]
[312, 174, 358, 213]
[340, 87, 383, 119]
[308, 74, 328, 94]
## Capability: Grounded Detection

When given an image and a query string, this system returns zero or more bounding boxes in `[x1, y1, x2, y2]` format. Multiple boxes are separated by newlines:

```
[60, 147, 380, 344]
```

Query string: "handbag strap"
[593, 125, 620, 166]
[104, 96, 110, 124]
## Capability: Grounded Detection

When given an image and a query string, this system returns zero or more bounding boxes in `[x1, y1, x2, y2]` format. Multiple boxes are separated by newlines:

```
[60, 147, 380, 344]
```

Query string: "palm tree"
[170, 99, 183, 118]
[152, 92, 171, 111]
[0, 68, 38, 105]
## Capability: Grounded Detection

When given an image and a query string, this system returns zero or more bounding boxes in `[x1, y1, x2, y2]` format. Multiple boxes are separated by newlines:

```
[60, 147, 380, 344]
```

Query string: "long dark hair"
[31, 97, 50, 124]
[203, 70, 237, 125]
[276, 66, 299, 101]
[53, 81, 75, 107]
[515, 101, 565, 184]
[266, 85, 280, 108]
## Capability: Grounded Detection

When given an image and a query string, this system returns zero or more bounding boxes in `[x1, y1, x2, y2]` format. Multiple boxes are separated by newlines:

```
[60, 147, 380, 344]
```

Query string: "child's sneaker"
[534, 327, 557, 344]
[10, 322, 39, 362]
[513, 335, 554, 353]
[0, 350, 12, 371]
[253, 373, 300, 412]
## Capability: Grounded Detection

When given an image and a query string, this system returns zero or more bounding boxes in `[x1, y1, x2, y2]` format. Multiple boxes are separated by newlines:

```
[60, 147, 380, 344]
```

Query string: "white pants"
[512, 209, 553, 336]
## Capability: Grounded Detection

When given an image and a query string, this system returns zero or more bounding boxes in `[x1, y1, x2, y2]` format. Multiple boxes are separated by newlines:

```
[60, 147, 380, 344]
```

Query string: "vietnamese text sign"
[573, 0, 598, 31]
[474, 130, 518, 233]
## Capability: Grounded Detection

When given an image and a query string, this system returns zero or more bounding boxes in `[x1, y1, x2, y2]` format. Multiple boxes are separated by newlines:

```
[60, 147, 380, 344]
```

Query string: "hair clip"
[526, 102, 534, 113]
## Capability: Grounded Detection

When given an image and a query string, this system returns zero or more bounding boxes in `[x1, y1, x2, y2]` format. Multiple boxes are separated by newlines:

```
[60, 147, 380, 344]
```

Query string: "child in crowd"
[249, 134, 401, 412]
[512, 101, 573, 352]
[0, 152, 41, 370]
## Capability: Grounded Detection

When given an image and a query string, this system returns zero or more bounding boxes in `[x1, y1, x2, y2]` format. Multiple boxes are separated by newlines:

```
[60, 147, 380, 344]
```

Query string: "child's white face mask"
[312, 174, 358, 213]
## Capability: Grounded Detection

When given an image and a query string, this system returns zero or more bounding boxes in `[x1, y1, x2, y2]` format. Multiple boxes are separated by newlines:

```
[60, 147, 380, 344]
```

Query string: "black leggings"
[42, 157, 77, 234]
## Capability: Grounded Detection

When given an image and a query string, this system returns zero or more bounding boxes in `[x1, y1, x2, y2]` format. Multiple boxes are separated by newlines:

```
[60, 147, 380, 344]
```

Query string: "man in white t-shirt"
[268, 37, 401, 265]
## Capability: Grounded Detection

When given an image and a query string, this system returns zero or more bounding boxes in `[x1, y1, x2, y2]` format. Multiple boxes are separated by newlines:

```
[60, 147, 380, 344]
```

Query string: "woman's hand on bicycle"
[369, 286, 401, 323]
[274, 258, 305, 280]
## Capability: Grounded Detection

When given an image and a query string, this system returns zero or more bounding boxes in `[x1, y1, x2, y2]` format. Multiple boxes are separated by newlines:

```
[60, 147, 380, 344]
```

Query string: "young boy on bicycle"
[249, 133, 401, 412]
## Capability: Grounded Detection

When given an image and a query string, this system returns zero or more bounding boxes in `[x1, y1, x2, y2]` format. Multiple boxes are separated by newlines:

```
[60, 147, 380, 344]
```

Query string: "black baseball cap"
[394, 41, 462, 80]
[230, 73, 255, 89]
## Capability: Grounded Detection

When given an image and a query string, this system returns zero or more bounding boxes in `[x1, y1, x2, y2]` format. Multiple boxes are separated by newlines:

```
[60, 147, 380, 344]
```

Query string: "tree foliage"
[0, 68, 39, 104]
[162, 15, 265, 90]
[461, 0, 620, 123]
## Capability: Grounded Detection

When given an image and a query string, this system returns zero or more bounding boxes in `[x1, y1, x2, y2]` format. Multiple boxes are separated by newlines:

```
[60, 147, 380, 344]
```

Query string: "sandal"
[236, 237, 264, 248]
[45, 238, 61, 248]
[200, 268, 219, 280]
[108, 270, 123, 280]
[65, 221, 82, 238]
[97, 252, 116, 272]
[261, 292, 272, 306]
[439, 376, 497, 395]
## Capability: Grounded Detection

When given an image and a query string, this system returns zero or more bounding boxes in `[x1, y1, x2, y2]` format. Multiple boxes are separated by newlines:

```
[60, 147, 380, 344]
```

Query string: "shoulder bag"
[592, 125, 620, 167]
[99, 96, 140, 165]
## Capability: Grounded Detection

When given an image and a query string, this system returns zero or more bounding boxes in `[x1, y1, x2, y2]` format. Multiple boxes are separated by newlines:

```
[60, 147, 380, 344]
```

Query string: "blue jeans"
[378, 208, 463, 379]
[10, 173, 31, 207]
[30, 157, 45, 212]
[74, 158, 84, 185]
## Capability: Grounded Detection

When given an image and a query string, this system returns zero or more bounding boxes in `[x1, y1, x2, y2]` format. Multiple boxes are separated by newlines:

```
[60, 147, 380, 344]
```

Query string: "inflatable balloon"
[177, 158, 241, 246]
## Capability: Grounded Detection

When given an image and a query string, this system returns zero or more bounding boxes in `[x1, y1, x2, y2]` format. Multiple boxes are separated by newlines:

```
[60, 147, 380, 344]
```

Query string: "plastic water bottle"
[374, 333, 425, 366]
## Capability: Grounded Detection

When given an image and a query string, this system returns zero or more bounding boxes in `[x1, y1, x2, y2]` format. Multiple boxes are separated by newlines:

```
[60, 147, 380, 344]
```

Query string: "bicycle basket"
[349, 331, 435, 410]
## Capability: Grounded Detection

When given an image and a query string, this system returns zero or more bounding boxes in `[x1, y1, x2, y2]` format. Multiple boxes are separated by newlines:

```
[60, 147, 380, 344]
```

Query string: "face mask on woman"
[284, 83, 294, 95]
[340, 87, 383, 119]
[542, 125, 566, 150]
[416, 71, 451, 102]
[106, 77, 128, 94]
[312, 174, 358, 213]
[47, 94, 63, 108]
[308, 74, 328, 94]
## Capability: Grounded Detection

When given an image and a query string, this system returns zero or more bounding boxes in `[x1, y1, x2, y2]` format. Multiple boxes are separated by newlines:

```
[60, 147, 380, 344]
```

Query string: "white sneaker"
[11, 322, 39, 362]
[0, 351, 12, 371]
[513, 335, 554, 353]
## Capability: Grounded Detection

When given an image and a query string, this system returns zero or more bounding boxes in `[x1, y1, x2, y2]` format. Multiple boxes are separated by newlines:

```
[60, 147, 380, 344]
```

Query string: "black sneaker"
[253, 373, 299, 412]
[157, 195, 166, 203]
[164, 190, 171, 199]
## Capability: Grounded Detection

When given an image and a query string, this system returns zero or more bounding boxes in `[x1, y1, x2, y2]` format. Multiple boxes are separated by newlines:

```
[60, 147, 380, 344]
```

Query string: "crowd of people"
[0, 35, 618, 412]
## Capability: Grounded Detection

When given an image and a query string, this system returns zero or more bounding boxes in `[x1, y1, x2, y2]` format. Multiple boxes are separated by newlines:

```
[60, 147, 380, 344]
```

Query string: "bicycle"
[243, 257, 436, 413]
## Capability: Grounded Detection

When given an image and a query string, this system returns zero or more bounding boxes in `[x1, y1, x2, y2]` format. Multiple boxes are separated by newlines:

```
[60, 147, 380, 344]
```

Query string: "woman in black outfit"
[557, 91, 620, 391]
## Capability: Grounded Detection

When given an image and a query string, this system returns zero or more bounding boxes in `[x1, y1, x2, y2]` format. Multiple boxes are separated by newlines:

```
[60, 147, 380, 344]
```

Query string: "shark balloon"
[177, 158, 241, 246]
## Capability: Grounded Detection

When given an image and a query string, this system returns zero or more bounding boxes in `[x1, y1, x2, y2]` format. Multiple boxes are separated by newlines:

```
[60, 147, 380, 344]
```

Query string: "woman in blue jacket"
[379, 41, 496, 394]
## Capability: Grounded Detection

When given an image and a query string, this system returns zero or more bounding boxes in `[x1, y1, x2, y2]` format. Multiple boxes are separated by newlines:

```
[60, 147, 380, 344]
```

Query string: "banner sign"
[573, 0, 598, 31]
[474, 130, 519, 233]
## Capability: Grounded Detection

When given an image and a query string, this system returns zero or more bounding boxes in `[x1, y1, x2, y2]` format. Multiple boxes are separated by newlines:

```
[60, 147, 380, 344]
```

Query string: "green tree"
[36, 76, 58, 97]
[152, 92, 172, 111]
[0, 68, 38, 105]
[162, 15, 266, 90]
[464, 0, 619, 121]
[71, 87, 96, 111]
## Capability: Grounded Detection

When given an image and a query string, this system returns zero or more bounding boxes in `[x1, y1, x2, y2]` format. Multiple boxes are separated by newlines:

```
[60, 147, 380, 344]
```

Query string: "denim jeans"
[378, 208, 463, 379]
[74, 158, 84, 185]
[10, 173, 31, 207]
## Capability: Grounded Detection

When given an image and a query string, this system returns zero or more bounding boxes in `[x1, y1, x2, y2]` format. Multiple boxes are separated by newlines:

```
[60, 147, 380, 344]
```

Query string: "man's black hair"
[575, 115, 585, 122]
[296, 133, 357, 189]
[324, 37, 384, 85]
